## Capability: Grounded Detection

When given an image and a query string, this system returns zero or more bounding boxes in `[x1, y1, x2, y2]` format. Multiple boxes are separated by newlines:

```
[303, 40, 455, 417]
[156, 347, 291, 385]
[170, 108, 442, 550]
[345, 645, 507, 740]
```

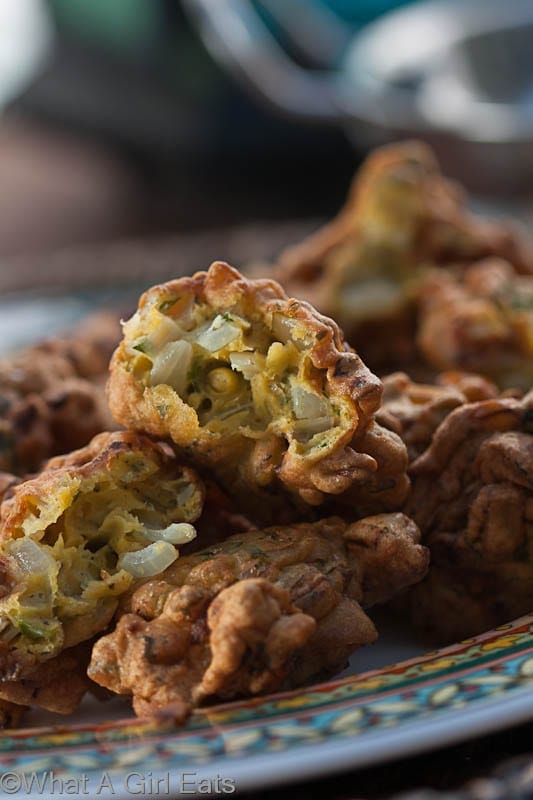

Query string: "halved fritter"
[402, 391, 533, 641]
[89, 514, 428, 718]
[273, 141, 531, 371]
[108, 261, 409, 520]
[0, 431, 204, 681]
[417, 259, 533, 390]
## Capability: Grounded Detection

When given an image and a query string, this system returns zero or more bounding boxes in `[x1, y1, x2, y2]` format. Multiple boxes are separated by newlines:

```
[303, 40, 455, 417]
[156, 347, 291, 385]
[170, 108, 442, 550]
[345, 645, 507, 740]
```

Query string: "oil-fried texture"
[377, 371, 499, 462]
[0, 379, 117, 475]
[0, 699, 26, 728]
[0, 312, 121, 475]
[0, 643, 92, 715]
[88, 515, 428, 717]
[0, 431, 204, 681]
[90, 579, 316, 720]
[0, 312, 121, 394]
[403, 392, 533, 641]
[108, 261, 408, 520]
[273, 141, 532, 370]
[417, 259, 533, 390]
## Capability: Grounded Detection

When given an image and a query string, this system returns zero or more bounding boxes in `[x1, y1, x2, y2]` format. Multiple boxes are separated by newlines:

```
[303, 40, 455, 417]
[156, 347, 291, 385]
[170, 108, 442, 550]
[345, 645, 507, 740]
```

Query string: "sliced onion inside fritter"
[108, 261, 399, 513]
[0, 431, 204, 679]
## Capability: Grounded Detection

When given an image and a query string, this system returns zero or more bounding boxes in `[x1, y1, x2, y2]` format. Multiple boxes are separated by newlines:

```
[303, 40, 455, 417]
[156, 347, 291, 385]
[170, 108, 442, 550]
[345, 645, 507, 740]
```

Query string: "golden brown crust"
[344, 512, 430, 607]
[0, 644, 92, 715]
[279, 142, 532, 281]
[0, 379, 119, 475]
[272, 141, 532, 372]
[108, 261, 408, 521]
[402, 392, 533, 640]
[0, 699, 26, 728]
[0, 312, 121, 475]
[89, 515, 428, 717]
[0, 431, 205, 681]
[376, 371, 499, 462]
[89, 578, 316, 719]
[417, 260, 533, 389]
[2, 431, 187, 532]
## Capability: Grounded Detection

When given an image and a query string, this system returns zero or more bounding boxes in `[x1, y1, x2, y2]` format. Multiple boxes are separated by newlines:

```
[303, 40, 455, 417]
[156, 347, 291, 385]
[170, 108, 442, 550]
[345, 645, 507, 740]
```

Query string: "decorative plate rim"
[0, 614, 532, 798]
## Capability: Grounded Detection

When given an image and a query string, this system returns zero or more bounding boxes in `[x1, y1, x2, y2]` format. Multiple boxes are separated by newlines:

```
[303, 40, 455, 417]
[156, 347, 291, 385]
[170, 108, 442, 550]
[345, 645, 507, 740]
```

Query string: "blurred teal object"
[50, 0, 415, 55]
[185, 0, 533, 191]
[325, 0, 418, 25]
[50, 0, 159, 53]
[37, 0, 533, 191]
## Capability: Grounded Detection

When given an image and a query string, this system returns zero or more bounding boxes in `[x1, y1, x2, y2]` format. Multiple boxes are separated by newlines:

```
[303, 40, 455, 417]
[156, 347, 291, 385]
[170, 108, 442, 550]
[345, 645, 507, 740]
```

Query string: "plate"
[0, 234, 531, 797]
[1, 615, 532, 798]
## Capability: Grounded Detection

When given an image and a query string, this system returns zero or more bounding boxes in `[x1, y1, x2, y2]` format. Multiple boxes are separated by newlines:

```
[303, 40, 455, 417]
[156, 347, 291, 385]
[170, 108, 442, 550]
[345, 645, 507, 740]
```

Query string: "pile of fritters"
[0, 312, 120, 474]
[274, 140, 532, 380]
[0, 139, 530, 728]
[273, 142, 532, 643]
[0, 261, 429, 726]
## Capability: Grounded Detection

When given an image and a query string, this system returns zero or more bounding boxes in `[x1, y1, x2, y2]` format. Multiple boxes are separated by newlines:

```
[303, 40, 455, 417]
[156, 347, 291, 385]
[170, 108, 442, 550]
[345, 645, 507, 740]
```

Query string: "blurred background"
[0, 0, 532, 256]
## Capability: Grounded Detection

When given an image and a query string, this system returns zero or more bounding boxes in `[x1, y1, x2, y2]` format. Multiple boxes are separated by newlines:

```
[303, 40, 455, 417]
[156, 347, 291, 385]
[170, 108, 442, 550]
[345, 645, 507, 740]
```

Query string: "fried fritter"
[0, 643, 92, 715]
[0, 379, 117, 475]
[273, 141, 531, 370]
[377, 371, 499, 462]
[403, 392, 533, 641]
[108, 261, 409, 521]
[0, 312, 120, 396]
[0, 699, 26, 728]
[0, 431, 204, 682]
[0, 312, 121, 475]
[89, 514, 428, 717]
[417, 259, 533, 390]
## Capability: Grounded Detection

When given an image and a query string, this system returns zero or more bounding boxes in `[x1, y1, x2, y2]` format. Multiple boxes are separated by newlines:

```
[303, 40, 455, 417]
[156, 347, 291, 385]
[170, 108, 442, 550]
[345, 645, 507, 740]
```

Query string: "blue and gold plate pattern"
[0, 614, 532, 797]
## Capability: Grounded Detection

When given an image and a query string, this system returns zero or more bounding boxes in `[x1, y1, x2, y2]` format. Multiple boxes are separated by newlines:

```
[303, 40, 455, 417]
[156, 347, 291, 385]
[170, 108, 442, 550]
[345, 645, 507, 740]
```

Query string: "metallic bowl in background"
[184, 0, 533, 192]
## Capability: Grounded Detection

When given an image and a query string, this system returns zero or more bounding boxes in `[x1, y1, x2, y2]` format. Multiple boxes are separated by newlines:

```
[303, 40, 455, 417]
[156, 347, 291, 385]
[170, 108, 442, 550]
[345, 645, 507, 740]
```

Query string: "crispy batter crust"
[0, 312, 120, 397]
[403, 392, 533, 641]
[0, 699, 26, 728]
[0, 431, 205, 681]
[417, 260, 533, 389]
[0, 644, 92, 715]
[1, 431, 193, 533]
[272, 142, 531, 371]
[0, 312, 121, 475]
[377, 371, 499, 462]
[89, 515, 428, 717]
[279, 142, 532, 282]
[108, 261, 408, 519]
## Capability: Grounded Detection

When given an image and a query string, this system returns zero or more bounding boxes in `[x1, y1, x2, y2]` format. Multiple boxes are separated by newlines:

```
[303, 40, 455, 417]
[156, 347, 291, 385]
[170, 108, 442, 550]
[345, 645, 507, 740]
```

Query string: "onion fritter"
[273, 141, 531, 371]
[417, 259, 533, 390]
[403, 391, 533, 641]
[0, 312, 121, 395]
[108, 261, 409, 519]
[89, 514, 428, 717]
[0, 643, 92, 715]
[0, 431, 204, 682]
[0, 699, 26, 728]
[0, 312, 121, 475]
[377, 371, 499, 462]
